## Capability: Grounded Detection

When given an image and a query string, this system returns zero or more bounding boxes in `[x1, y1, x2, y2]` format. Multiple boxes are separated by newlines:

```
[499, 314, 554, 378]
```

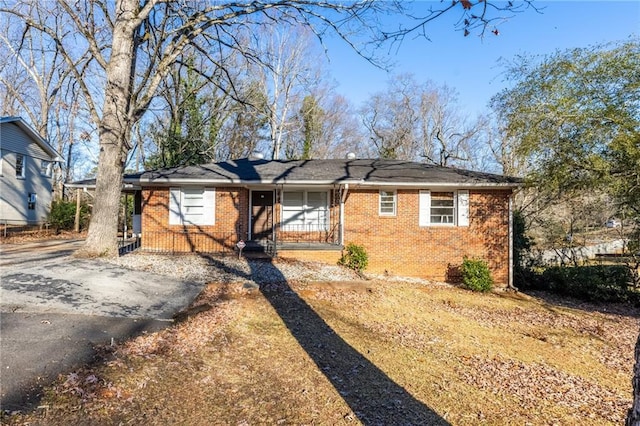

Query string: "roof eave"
[359, 181, 522, 188]
[127, 176, 521, 189]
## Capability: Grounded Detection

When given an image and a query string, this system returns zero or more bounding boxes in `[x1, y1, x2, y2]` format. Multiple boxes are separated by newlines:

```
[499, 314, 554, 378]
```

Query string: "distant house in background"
[0, 116, 63, 226]
[116, 157, 521, 287]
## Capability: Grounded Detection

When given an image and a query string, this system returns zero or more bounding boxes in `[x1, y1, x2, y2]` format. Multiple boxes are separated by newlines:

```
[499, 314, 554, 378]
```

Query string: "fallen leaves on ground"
[3, 272, 638, 425]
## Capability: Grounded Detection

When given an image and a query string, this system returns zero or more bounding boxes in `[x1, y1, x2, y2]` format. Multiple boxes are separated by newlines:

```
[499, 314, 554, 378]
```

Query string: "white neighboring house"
[0, 117, 63, 226]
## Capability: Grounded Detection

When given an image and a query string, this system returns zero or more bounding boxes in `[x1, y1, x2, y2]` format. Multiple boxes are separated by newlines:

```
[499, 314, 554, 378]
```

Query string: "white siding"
[1, 122, 51, 160]
[0, 122, 56, 225]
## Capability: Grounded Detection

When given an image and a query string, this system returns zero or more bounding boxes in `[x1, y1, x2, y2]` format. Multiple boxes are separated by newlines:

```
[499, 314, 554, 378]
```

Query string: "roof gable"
[0, 116, 63, 162]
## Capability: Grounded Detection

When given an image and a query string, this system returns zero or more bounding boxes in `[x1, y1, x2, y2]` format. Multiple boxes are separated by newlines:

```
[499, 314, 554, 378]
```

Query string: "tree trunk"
[628, 332, 640, 425]
[75, 0, 137, 258]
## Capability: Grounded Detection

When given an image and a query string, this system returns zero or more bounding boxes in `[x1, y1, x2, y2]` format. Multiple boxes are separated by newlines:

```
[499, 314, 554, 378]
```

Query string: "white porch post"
[340, 184, 349, 246]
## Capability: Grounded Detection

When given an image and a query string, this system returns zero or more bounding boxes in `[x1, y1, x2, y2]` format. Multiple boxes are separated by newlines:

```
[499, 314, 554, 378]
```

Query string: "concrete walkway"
[0, 239, 205, 412]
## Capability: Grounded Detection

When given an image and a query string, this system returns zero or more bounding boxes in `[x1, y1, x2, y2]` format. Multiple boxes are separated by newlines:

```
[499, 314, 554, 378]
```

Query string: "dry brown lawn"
[2, 277, 638, 425]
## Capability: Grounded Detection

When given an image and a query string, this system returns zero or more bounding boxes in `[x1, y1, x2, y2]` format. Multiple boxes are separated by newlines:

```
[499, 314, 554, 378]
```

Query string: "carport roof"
[123, 158, 522, 188]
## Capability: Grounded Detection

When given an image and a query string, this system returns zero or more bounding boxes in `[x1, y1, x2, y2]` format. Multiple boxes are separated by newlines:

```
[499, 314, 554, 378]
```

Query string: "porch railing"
[129, 226, 342, 255]
[135, 230, 238, 254]
[276, 222, 341, 245]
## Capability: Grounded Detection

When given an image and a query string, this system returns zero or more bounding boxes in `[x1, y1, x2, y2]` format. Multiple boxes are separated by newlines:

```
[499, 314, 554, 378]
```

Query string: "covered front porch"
[244, 186, 345, 256]
[132, 184, 348, 257]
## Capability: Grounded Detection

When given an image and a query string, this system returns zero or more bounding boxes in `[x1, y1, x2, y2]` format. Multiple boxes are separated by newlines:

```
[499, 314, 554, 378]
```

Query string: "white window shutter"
[169, 187, 182, 225]
[419, 190, 431, 227]
[202, 187, 216, 225]
[458, 190, 469, 227]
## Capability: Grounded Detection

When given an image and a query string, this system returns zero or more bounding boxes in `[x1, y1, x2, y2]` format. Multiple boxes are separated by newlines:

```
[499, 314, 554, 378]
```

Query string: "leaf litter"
[2, 253, 638, 425]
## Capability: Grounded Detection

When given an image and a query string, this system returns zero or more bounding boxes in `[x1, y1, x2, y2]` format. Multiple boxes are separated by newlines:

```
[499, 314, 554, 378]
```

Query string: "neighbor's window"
[282, 190, 328, 231]
[430, 192, 455, 224]
[28, 193, 36, 210]
[40, 160, 51, 177]
[379, 190, 396, 216]
[169, 187, 215, 226]
[15, 154, 25, 178]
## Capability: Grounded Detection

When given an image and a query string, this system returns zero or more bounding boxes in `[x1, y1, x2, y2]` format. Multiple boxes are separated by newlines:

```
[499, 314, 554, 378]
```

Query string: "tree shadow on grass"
[206, 256, 449, 425]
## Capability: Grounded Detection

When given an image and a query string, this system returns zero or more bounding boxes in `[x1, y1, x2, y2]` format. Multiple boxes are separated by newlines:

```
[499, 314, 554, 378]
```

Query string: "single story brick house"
[121, 157, 521, 287]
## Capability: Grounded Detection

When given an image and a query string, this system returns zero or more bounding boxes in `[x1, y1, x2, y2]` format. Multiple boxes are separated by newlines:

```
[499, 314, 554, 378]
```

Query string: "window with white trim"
[379, 190, 396, 216]
[40, 160, 51, 177]
[431, 192, 455, 224]
[15, 154, 25, 178]
[419, 190, 469, 227]
[282, 190, 328, 231]
[28, 193, 37, 210]
[169, 187, 215, 226]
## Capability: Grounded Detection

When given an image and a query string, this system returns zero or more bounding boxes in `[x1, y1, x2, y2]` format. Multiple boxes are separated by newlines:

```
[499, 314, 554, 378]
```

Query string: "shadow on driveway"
[0, 239, 203, 413]
[0, 312, 169, 412]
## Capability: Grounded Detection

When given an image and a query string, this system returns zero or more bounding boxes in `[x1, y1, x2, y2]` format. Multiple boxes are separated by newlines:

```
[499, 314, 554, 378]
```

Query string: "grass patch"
[3, 279, 637, 425]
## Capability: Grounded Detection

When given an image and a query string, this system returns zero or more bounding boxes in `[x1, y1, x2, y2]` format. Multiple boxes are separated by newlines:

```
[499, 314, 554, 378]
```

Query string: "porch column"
[340, 184, 349, 246]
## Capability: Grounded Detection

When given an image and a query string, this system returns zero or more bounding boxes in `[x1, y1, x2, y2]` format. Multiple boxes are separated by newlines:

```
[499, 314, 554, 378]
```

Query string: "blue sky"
[324, 1, 639, 116]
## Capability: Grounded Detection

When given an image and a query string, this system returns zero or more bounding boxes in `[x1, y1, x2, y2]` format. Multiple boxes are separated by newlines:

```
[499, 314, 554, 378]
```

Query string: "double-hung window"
[282, 191, 328, 231]
[169, 187, 215, 226]
[379, 190, 396, 216]
[419, 190, 469, 227]
[15, 154, 25, 178]
[431, 192, 455, 224]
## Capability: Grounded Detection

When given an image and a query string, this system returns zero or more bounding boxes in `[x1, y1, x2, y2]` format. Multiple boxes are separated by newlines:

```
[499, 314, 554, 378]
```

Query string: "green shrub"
[338, 243, 368, 272]
[48, 200, 89, 231]
[540, 265, 634, 303]
[460, 257, 494, 292]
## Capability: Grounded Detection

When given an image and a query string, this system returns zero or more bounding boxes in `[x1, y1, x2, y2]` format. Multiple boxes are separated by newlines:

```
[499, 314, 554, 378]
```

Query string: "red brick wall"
[141, 186, 249, 253]
[278, 249, 342, 264]
[342, 188, 512, 286]
[140, 186, 512, 286]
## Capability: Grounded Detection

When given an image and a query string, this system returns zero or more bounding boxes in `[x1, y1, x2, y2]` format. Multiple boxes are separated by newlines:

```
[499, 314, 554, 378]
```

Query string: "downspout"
[340, 184, 349, 246]
[508, 192, 517, 291]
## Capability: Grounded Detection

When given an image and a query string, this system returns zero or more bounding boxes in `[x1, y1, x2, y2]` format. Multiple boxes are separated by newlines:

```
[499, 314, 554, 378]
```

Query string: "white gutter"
[127, 177, 520, 189]
[130, 178, 361, 186]
[354, 181, 522, 189]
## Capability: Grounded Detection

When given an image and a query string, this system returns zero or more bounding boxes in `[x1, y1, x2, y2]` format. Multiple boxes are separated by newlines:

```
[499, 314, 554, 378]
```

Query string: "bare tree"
[419, 83, 484, 167]
[315, 93, 366, 159]
[244, 22, 324, 160]
[361, 74, 422, 160]
[360, 74, 487, 165]
[0, 10, 86, 197]
[286, 89, 363, 160]
[1, 0, 533, 257]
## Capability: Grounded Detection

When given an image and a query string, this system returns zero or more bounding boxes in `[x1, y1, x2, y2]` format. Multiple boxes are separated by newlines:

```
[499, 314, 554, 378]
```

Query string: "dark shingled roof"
[125, 158, 521, 187]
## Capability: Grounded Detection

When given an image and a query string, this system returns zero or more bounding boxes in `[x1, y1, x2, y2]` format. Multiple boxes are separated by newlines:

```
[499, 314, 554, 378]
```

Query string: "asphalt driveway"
[0, 239, 205, 412]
